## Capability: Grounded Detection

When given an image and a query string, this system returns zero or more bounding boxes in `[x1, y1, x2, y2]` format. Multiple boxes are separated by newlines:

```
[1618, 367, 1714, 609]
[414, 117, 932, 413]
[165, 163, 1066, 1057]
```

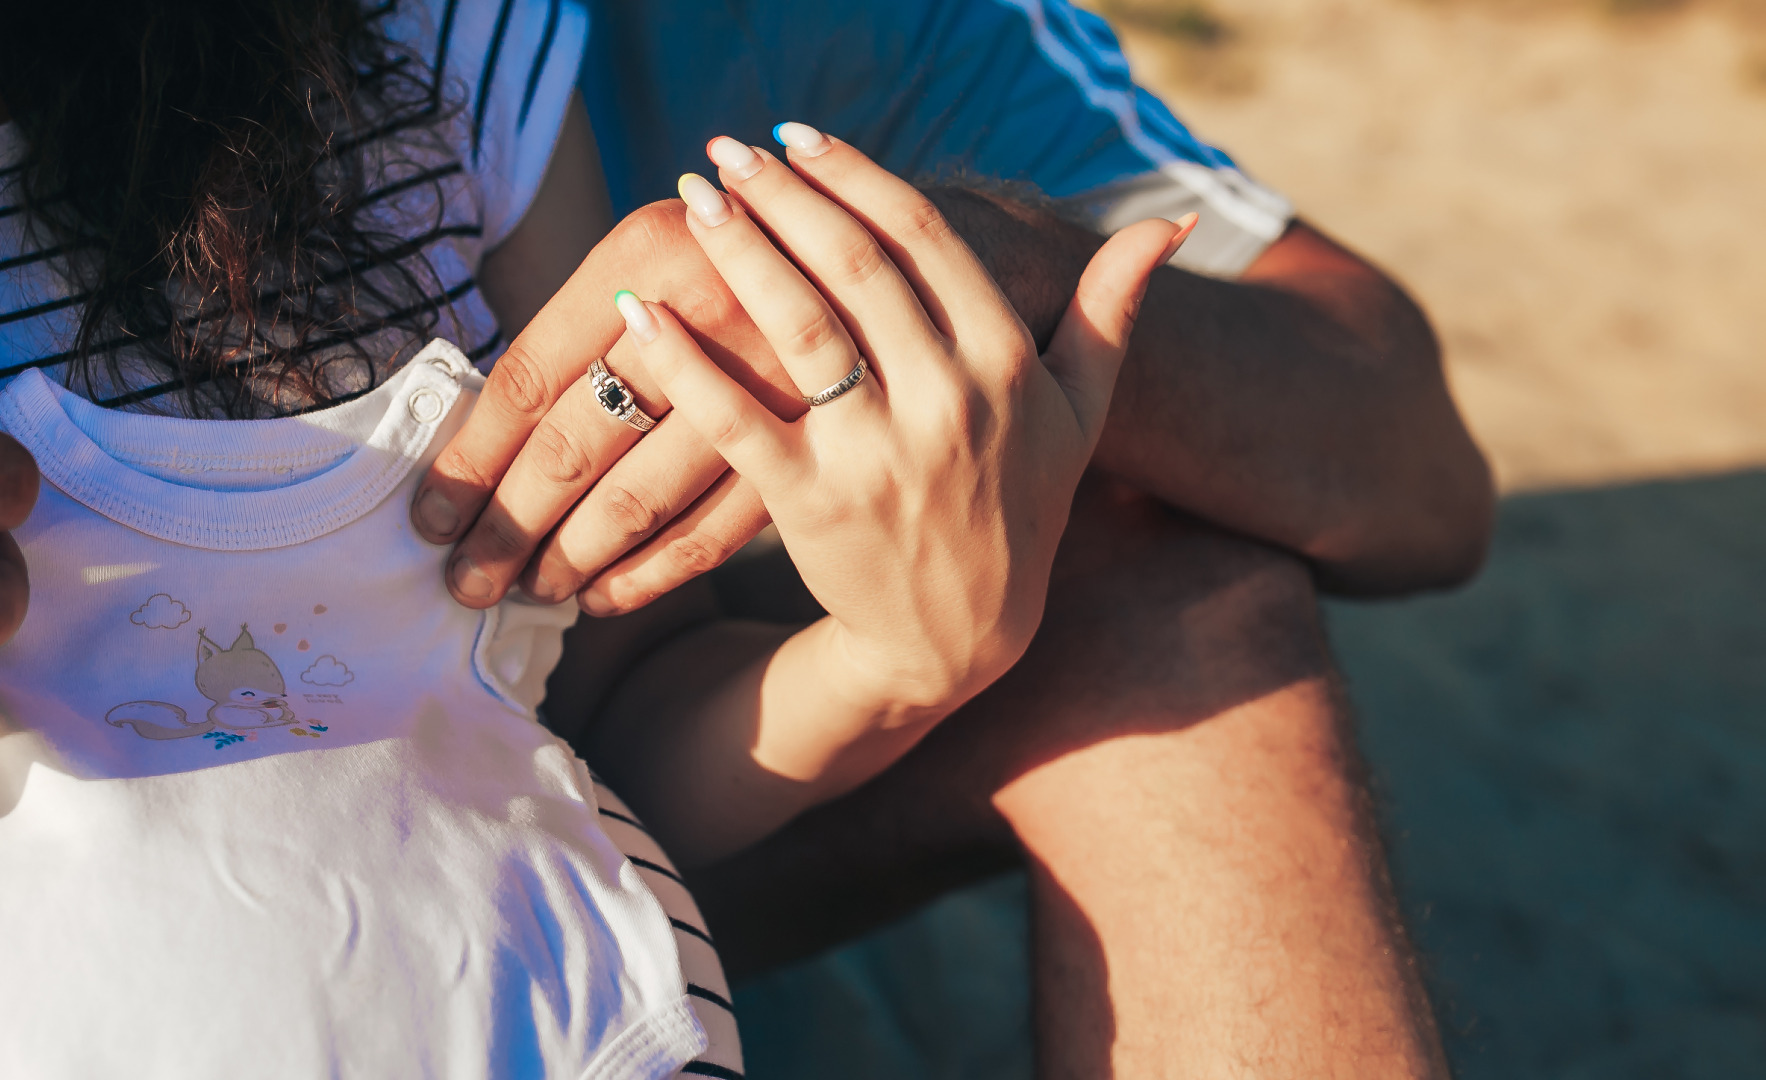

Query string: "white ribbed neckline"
[0, 338, 474, 551]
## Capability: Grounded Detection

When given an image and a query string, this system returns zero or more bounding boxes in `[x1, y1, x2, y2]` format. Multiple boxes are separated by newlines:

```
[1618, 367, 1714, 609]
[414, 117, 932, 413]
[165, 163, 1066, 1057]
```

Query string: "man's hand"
[0, 434, 37, 643]
[441, 98, 1490, 615]
[415, 198, 790, 614]
[922, 188, 1495, 596]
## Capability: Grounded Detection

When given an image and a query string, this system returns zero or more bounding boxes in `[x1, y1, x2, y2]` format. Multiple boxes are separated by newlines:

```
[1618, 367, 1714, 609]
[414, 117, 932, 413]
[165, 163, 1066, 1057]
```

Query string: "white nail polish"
[706, 136, 762, 181]
[772, 121, 831, 158]
[677, 172, 731, 226]
[614, 290, 659, 343]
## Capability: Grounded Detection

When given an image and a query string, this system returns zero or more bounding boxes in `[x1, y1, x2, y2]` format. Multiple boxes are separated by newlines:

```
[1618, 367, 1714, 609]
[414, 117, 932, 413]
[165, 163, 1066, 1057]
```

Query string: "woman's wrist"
[814, 614, 1034, 721]
[793, 617, 958, 726]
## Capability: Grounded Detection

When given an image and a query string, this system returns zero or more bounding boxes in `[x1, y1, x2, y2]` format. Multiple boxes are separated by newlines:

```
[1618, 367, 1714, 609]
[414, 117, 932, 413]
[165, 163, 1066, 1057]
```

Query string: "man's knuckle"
[468, 514, 531, 562]
[598, 483, 667, 542]
[632, 198, 691, 236]
[619, 200, 692, 259]
[665, 531, 732, 578]
[670, 275, 739, 329]
[486, 344, 556, 416]
[527, 422, 594, 488]
[434, 446, 499, 495]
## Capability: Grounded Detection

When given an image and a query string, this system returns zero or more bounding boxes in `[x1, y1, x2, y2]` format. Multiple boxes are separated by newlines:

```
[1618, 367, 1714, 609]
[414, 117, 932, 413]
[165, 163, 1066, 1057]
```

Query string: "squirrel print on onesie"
[106, 603, 338, 748]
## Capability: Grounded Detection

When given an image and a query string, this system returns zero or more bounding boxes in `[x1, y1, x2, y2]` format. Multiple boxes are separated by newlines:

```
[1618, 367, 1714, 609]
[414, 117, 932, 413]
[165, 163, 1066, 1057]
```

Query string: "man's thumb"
[1043, 213, 1197, 441]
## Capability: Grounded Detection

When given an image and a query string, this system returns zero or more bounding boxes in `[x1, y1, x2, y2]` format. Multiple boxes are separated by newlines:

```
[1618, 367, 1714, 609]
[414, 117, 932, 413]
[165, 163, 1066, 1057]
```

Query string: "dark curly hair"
[0, 0, 458, 417]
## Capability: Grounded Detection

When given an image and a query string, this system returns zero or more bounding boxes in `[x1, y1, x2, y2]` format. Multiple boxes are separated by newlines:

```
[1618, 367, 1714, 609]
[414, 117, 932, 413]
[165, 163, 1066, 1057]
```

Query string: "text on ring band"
[802, 357, 869, 407]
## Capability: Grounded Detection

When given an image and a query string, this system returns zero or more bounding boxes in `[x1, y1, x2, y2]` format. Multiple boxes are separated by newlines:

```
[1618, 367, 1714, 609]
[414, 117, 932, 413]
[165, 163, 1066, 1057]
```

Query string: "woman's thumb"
[1042, 212, 1197, 442]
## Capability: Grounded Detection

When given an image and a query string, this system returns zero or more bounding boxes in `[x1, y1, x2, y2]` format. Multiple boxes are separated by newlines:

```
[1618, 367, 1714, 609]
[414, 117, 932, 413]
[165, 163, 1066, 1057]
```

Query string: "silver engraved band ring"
[589, 357, 659, 432]
[801, 356, 869, 407]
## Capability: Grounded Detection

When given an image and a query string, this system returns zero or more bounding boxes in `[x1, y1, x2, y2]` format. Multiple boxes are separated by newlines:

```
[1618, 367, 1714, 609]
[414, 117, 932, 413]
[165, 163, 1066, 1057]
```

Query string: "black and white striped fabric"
[0, 0, 583, 413]
[591, 775, 746, 1079]
[0, 1, 745, 1072]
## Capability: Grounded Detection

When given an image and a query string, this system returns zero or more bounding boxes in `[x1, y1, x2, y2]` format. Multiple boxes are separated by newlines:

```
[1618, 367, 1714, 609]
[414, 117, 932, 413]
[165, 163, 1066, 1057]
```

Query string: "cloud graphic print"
[131, 594, 192, 630]
[301, 655, 354, 687]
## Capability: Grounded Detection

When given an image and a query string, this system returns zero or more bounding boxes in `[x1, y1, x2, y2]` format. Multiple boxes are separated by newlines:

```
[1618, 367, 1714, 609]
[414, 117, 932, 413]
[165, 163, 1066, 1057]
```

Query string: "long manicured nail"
[1161, 212, 1200, 263]
[706, 136, 762, 181]
[772, 121, 831, 157]
[677, 172, 731, 226]
[614, 289, 659, 344]
[451, 554, 495, 601]
[414, 487, 460, 538]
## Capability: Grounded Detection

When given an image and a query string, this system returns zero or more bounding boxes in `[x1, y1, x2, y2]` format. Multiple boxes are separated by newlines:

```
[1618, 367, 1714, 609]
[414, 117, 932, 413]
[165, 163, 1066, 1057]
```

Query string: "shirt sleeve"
[393, 0, 590, 254]
[579, 0, 1290, 277]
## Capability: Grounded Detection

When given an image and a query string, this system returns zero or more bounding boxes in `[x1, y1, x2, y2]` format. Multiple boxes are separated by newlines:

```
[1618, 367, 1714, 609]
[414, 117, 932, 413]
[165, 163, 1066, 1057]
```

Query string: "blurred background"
[733, 0, 1766, 1076]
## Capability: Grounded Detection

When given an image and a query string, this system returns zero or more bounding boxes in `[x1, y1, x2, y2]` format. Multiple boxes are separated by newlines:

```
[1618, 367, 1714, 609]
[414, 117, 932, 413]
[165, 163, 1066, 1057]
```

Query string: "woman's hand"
[413, 198, 792, 612]
[0, 434, 37, 644]
[619, 126, 1192, 710]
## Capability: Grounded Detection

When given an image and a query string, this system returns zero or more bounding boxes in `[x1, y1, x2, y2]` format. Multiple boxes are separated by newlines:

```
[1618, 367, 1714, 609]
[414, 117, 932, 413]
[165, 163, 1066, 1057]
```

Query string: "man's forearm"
[924, 187, 1493, 596]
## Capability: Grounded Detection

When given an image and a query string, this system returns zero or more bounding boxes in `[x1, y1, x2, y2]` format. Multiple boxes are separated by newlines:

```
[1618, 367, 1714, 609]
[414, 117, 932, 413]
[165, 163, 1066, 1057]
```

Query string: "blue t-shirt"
[577, 0, 1291, 276]
[0, 0, 1293, 412]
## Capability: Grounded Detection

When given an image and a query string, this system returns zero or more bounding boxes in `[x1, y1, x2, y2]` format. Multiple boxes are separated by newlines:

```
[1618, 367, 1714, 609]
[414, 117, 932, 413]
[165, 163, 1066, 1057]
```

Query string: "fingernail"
[614, 289, 659, 344]
[1161, 212, 1200, 263]
[706, 136, 762, 181]
[677, 172, 731, 226]
[578, 585, 616, 617]
[772, 121, 831, 158]
[451, 554, 495, 601]
[528, 571, 562, 604]
[414, 488, 460, 537]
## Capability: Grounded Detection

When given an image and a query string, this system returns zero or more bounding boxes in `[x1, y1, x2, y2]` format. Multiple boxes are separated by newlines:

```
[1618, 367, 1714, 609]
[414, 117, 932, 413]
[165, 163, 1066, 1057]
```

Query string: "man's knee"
[1024, 477, 1332, 713]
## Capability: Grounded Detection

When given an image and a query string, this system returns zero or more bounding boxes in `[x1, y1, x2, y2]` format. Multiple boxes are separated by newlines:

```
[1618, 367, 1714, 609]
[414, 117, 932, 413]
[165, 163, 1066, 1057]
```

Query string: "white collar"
[0, 339, 475, 551]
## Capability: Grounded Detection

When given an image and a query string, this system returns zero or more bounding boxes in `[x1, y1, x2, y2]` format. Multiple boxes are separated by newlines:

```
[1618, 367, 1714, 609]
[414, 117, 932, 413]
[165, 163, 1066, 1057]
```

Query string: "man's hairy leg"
[679, 479, 1448, 1077]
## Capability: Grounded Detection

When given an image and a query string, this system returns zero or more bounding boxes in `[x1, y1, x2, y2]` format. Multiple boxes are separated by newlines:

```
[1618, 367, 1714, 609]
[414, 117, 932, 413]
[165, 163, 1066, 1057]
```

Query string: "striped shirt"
[0, 0, 1296, 418]
[0, 0, 586, 414]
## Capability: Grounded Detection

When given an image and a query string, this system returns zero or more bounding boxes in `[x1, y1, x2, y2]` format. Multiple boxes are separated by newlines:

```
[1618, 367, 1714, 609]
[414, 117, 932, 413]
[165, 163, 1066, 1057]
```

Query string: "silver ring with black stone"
[801, 357, 868, 407]
[589, 357, 658, 432]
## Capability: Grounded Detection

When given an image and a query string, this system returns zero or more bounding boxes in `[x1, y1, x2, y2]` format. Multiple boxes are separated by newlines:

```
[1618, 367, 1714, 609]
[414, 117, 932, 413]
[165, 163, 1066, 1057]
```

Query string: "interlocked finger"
[579, 470, 770, 617]
[676, 172, 887, 411]
[702, 139, 949, 386]
[615, 291, 801, 500]
[523, 414, 732, 603]
[768, 124, 1022, 347]
[445, 355, 661, 608]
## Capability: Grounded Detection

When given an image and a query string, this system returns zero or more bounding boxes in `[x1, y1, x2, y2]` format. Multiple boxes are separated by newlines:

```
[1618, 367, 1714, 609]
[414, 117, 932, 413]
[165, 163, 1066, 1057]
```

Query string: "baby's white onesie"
[0, 340, 708, 1078]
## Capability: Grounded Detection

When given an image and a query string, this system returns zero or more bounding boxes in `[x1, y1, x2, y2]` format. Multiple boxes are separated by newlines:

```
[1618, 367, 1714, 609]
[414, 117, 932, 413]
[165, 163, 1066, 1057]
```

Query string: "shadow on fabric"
[731, 467, 1766, 1079]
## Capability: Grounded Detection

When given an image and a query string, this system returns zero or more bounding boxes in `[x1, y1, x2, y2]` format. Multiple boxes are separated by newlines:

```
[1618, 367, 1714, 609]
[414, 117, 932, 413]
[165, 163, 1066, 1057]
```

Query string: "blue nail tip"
[771, 122, 788, 146]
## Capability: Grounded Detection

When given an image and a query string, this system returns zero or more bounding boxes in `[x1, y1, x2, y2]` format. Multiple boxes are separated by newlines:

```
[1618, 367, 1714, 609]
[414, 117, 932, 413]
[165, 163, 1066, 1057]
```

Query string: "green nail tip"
[613, 289, 636, 305]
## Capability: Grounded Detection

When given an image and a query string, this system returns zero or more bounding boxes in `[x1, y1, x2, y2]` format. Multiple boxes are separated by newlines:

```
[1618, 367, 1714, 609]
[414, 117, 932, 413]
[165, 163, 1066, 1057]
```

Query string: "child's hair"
[0, 0, 457, 417]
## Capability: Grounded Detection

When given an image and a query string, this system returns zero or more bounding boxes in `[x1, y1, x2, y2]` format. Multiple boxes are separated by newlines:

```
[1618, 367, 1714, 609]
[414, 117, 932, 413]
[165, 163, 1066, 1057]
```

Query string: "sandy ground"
[1102, 0, 1766, 492]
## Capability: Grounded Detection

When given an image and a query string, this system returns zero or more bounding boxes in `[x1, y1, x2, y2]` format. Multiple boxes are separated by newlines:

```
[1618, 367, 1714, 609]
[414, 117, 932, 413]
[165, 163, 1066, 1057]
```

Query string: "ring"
[801, 357, 868, 407]
[589, 357, 658, 432]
